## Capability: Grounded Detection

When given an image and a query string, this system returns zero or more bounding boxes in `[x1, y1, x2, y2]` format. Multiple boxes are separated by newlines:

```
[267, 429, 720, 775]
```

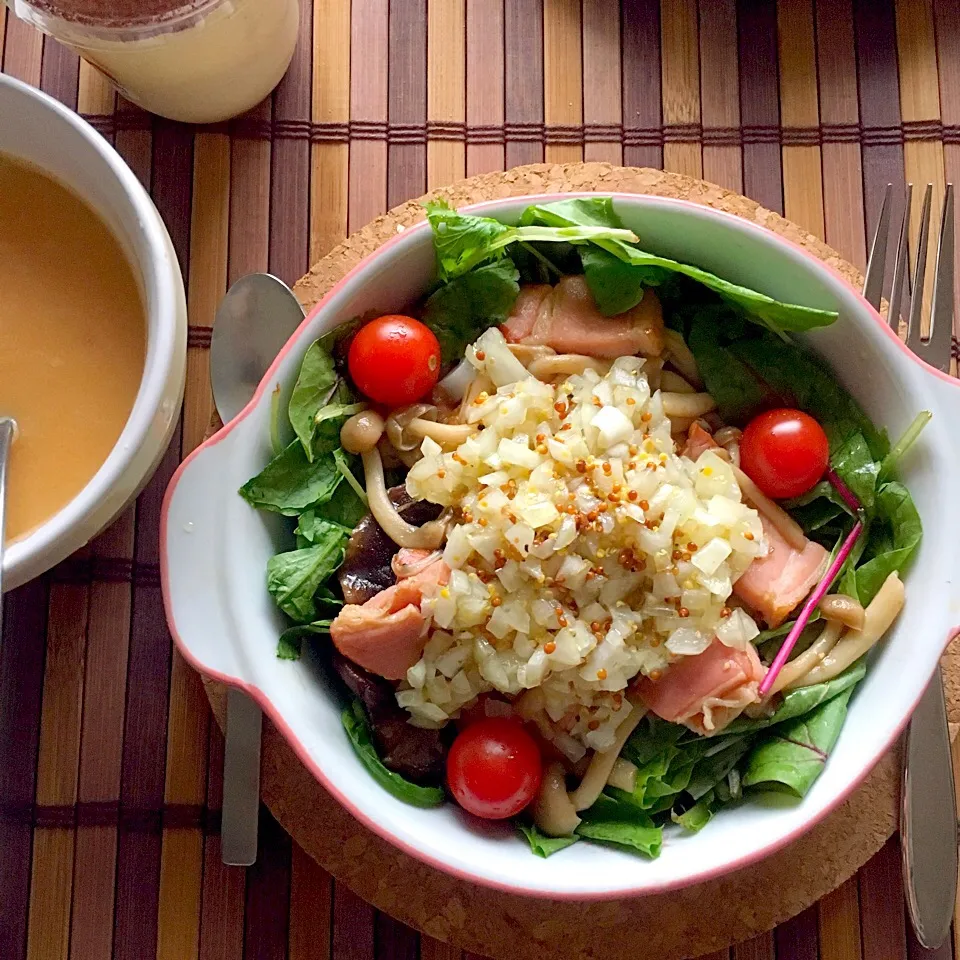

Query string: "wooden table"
[1, 1, 958, 959]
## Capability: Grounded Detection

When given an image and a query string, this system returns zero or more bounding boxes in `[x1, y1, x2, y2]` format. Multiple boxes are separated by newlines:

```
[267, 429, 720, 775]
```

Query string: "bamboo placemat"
[1, 2, 959, 959]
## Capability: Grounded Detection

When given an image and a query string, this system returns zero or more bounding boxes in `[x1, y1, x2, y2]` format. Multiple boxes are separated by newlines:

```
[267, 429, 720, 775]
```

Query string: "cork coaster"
[204, 163, 960, 960]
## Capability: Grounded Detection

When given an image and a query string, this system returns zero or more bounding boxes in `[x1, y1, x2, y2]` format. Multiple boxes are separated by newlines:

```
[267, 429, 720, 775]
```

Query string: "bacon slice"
[680, 423, 830, 628]
[634, 640, 766, 735]
[681, 422, 719, 461]
[500, 284, 553, 342]
[330, 559, 449, 680]
[501, 277, 664, 358]
[733, 520, 829, 628]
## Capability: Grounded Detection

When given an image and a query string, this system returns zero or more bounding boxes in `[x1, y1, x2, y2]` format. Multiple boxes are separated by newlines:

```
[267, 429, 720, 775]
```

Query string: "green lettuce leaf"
[724, 660, 866, 734]
[742, 686, 857, 797]
[671, 793, 715, 833]
[342, 701, 445, 807]
[576, 795, 663, 857]
[421, 259, 521, 363]
[517, 823, 579, 858]
[266, 520, 350, 622]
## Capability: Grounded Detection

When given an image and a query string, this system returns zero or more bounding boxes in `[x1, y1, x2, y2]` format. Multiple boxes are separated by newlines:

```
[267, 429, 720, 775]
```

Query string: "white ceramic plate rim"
[162, 192, 960, 899]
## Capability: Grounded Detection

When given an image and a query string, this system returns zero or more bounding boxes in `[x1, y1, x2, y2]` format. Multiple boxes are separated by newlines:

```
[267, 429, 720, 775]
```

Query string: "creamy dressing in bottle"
[12, 0, 299, 124]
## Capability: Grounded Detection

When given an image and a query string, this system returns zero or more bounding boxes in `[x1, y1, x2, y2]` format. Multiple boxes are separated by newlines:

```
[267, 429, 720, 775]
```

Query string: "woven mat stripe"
[388, 0, 427, 207]
[661, 0, 701, 178]
[466, 0, 506, 175]
[505, 0, 544, 167]
[544, 0, 582, 165]
[2, 0, 959, 958]
[71, 114, 960, 145]
[738, 0, 782, 214]
[699, 0, 742, 193]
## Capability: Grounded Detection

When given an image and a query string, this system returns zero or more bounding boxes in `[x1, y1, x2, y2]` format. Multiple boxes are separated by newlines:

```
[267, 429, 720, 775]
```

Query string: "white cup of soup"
[0, 74, 187, 590]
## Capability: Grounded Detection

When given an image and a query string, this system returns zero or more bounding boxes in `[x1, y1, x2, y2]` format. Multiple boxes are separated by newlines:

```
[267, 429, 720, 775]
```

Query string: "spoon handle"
[0, 418, 16, 628]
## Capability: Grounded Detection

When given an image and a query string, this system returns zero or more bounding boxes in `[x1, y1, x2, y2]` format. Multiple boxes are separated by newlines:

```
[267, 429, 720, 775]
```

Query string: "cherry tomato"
[347, 315, 441, 407]
[739, 408, 830, 500]
[446, 717, 543, 819]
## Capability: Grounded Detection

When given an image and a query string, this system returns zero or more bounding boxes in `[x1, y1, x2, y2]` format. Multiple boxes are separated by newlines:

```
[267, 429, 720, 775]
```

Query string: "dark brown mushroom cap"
[331, 651, 447, 786]
[338, 486, 443, 605]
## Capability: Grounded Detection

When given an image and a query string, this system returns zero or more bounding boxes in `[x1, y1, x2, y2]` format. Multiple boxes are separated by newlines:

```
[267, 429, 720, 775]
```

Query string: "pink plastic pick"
[756, 470, 864, 698]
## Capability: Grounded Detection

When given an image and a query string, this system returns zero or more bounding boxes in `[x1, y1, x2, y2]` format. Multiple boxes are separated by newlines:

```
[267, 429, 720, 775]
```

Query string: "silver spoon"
[0, 418, 16, 627]
[211, 273, 305, 866]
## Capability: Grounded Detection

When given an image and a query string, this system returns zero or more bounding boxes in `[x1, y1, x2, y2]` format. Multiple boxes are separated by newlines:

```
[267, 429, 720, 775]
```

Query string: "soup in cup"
[0, 74, 187, 590]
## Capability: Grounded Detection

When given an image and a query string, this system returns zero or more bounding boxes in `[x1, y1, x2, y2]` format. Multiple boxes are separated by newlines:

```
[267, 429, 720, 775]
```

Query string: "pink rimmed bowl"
[161, 193, 960, 899]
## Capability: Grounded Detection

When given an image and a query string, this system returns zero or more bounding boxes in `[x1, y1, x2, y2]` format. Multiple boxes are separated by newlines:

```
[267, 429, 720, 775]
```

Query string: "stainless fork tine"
[906, 185, 934, 350]
[889, 183, 913, 331]
[922, 183, 955, 374]
[864, 183, 893, 309]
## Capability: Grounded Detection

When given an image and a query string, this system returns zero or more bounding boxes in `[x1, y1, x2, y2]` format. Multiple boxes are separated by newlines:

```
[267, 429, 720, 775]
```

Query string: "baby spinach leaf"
[742, 686, 856, 797]
[314, 400, 366, 427]
[307, 473, 369, 532]
[684, 738, 753, 800]
[830, 430, 879, 512]
[580, 246, 672, 316]
[519, 196, 626, 229]
[784, 480, 853, 533]
[239, 440, 343, 516]
[426, 201, 515, 279]
[425, 200, 639, 281]
[266, 521, 350, 622]
[422, 259, 521, 363]
[342, 701, 445, 808]
[516, 823, 579, 858]
[277, 619, 334, 660]
[288, 340, 339, 460]
[855, 481, 922, 604]
[686, 308, 771, 424]
[728, 335, 888, 459]
[521, 200, 838, 333]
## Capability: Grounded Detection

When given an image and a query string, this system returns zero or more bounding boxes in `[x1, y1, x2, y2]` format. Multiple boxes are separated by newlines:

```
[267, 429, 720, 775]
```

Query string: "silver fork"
[864, 181, 958, 951]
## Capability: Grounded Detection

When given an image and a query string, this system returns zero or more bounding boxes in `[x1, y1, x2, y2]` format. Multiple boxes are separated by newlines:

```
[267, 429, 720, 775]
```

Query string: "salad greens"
[422, 259, 521, 363]
[240, 195, 926, 862]
[517, 823, 580, 858]
[518, 662, 868, 857]
[240, 326, 365, 644]
[342, 702, 445, 808]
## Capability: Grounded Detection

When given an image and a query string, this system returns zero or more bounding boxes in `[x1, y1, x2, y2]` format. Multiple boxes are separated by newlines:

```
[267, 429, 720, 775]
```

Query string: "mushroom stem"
[407, 418, 476, 446]
[361, 448, 447, 549]
[733, 465, 809, 551]
[568, 703, 646, 811]
[527, 354, 613, 380]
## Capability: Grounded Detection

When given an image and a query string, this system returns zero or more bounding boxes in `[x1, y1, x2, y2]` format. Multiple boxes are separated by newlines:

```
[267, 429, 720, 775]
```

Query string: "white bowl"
[162, 193, 960, 899]
[1, 74, 187, 590]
